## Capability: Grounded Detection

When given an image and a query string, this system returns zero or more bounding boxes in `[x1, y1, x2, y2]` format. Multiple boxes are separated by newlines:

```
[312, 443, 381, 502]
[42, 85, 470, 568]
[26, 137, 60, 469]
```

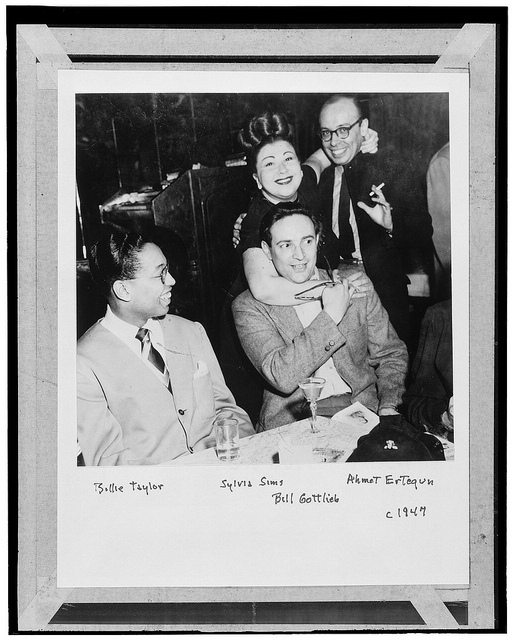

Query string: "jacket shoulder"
[159, 313, 203, 336]
[232, 289, 257, 309]
[77, 321, 109, 355]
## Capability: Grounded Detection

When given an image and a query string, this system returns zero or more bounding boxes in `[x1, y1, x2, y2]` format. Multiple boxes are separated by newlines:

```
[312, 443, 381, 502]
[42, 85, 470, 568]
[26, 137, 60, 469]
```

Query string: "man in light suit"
[77, 226, 253, 465]
[232, 203, 408, 431]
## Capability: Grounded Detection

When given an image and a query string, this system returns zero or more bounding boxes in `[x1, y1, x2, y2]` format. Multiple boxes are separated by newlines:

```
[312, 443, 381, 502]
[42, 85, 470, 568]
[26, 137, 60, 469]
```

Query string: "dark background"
[75, 91, 450, 423]
[76, 91, 449, 347]
[77, 91, 449, 253]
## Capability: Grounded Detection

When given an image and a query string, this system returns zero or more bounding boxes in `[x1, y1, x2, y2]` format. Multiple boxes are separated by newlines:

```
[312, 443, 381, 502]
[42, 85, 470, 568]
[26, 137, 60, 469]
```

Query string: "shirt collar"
[103, 305, 161, 339]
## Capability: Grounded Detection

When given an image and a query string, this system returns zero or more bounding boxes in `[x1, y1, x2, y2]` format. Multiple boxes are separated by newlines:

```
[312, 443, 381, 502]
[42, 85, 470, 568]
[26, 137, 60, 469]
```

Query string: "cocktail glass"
[298, 377, 326, 433]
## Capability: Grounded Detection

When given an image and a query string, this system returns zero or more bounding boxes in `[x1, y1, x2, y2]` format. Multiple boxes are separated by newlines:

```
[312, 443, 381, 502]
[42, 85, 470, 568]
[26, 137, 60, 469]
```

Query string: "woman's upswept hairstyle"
[89, 225, 148, 298]
[239, 112, 296, 172]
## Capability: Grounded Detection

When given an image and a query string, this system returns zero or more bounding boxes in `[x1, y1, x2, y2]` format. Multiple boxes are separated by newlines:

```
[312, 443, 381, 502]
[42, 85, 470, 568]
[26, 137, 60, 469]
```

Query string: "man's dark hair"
[89, 225, 148, 298]
[260, 202, 323, 247]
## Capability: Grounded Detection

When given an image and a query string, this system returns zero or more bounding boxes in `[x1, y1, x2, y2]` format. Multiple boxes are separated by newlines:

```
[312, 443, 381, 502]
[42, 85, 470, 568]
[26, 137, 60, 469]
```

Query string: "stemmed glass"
[298, 377, 326, 433]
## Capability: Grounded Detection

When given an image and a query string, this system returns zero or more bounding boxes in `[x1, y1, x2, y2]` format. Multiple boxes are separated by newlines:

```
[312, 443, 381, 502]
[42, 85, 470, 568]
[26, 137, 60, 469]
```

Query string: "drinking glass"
[214, 418, 240, 461]
[298, 377, 326, 433]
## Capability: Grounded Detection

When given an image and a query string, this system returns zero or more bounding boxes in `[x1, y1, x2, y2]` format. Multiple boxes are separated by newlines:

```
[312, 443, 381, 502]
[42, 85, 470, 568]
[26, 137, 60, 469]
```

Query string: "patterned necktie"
[337, 168, 356, 259]
[136, 327, 172, 393]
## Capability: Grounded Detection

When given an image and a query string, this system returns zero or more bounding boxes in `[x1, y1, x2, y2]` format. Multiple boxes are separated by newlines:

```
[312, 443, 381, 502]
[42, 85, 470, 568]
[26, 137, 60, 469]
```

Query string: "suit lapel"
[266, 270, 332, 340]
[156, 317, 194, 428]
[267, 305, 304, 342]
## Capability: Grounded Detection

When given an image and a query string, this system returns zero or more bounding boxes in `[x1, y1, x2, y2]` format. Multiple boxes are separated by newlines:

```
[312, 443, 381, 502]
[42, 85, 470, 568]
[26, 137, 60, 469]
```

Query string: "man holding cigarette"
[305, 94, 433, 346]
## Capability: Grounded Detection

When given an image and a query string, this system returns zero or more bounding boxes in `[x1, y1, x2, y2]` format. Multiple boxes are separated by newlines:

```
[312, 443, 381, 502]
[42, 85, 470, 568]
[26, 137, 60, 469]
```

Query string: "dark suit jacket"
[317, 151, 433, 344]
[403, 301, 453, 433]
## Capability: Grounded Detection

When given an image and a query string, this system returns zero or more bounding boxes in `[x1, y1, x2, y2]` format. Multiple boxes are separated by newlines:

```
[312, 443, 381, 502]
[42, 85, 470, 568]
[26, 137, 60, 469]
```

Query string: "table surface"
[162, 416, 454, 466]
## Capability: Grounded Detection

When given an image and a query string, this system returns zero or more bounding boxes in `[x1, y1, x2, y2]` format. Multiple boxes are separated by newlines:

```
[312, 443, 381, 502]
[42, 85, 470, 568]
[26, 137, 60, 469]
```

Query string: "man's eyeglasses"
[127, 265, 169, 285]
[318, 118, 363, 142]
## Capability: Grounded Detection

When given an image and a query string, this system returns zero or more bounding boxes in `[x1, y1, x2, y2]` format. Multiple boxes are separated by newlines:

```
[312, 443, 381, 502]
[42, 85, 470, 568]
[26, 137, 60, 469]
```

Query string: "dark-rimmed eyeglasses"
[318, 118, 363, 142]
[127, 265, 169, 285]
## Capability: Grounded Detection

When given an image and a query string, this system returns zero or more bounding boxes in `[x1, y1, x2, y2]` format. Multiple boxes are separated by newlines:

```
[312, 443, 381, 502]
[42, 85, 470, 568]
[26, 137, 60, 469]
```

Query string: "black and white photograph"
[57, 69, 470, 591]
[75, 88, 454, 468]
[14, 17, 502, 632]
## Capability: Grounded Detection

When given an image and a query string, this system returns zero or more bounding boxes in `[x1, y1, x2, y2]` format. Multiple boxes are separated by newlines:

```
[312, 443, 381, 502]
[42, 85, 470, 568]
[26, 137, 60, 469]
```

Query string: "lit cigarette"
[369, 182, 385, 196]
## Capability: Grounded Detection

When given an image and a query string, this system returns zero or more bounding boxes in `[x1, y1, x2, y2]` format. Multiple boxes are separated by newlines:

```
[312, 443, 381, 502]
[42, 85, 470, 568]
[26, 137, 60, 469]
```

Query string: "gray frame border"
[16, 24, 497, 631]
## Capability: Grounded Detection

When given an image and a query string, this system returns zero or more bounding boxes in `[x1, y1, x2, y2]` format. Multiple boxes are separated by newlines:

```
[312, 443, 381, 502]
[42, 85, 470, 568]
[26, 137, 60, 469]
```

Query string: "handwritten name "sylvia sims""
[93, 481, 164, 496]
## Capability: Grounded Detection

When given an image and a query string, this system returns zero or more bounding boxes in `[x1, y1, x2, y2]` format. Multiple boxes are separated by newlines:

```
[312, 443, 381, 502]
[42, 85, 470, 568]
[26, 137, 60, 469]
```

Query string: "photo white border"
[58, 70, 469, 589]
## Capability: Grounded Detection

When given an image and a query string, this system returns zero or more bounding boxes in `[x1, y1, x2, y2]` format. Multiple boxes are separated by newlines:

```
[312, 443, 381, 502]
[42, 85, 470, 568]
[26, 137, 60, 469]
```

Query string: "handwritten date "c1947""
[386, 506, 427, 518]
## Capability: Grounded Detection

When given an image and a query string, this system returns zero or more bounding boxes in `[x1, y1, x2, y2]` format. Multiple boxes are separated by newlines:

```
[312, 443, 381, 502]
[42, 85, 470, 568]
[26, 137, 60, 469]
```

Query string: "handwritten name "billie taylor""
[94, 481, 164, 495]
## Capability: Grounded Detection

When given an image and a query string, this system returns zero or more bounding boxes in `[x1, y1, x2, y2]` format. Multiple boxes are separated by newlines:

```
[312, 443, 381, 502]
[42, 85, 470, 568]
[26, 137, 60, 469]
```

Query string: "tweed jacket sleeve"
[233, 286, 408, 415]
[358, 286, 409, 411]
[233, 291, 346, 395]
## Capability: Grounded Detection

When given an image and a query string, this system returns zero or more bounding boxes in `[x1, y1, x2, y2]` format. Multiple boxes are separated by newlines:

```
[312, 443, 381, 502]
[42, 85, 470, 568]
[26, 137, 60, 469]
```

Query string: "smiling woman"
[232, 111, 331, 301]
[252, 139, 303, 203]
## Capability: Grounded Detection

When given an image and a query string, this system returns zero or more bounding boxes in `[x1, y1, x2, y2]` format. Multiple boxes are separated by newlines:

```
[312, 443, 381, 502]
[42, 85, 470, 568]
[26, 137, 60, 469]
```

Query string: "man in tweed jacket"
[232, 203, 408, 431]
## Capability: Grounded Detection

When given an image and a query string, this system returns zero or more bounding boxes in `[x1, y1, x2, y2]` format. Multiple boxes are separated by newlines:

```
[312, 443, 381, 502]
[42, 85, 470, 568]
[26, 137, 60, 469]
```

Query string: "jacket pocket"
[192, 372, 216, 417]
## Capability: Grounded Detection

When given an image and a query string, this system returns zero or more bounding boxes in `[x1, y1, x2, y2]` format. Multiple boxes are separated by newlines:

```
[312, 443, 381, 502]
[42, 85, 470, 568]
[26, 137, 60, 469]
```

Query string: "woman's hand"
[345, 270, 373, 298]
[361, 128, 379, 155]
[232, 212, 247, 248]
[321, 279, 353, 325]
[332, 269, 373, 299]
[357, 184, 393, 233]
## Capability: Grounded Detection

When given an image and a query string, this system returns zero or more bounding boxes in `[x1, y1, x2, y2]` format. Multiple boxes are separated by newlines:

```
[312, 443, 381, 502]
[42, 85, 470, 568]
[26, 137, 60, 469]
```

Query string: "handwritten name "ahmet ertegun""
[346, 474, 434, 490]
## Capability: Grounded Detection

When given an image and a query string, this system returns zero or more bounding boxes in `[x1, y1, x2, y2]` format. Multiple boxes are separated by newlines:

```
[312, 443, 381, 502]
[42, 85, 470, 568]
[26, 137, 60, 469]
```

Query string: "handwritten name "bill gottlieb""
[347, 473, 434, 490]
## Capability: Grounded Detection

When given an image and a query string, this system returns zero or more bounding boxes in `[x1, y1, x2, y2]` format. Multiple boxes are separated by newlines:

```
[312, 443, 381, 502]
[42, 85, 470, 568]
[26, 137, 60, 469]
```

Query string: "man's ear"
[253, 173, 262, 190]
[112, 279, 131, 302]
[360, 118, 369, 138]
[261, 240, 272, 261]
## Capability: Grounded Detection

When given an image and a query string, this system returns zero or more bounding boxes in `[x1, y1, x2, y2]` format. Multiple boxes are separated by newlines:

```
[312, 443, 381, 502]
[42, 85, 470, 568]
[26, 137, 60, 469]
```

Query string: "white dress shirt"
[101, 306, 169, 387]
[294, 271, 351, 399]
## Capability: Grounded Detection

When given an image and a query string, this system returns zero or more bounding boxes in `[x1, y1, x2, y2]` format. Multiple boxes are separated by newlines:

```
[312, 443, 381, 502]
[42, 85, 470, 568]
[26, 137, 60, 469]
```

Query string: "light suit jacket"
[77, 315, 254, 465]
[232, 277, 408, 431]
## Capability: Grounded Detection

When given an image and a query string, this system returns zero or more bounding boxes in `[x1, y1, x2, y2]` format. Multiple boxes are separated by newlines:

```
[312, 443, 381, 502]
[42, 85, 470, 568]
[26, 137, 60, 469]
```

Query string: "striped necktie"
[136, 327, 172, 393]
